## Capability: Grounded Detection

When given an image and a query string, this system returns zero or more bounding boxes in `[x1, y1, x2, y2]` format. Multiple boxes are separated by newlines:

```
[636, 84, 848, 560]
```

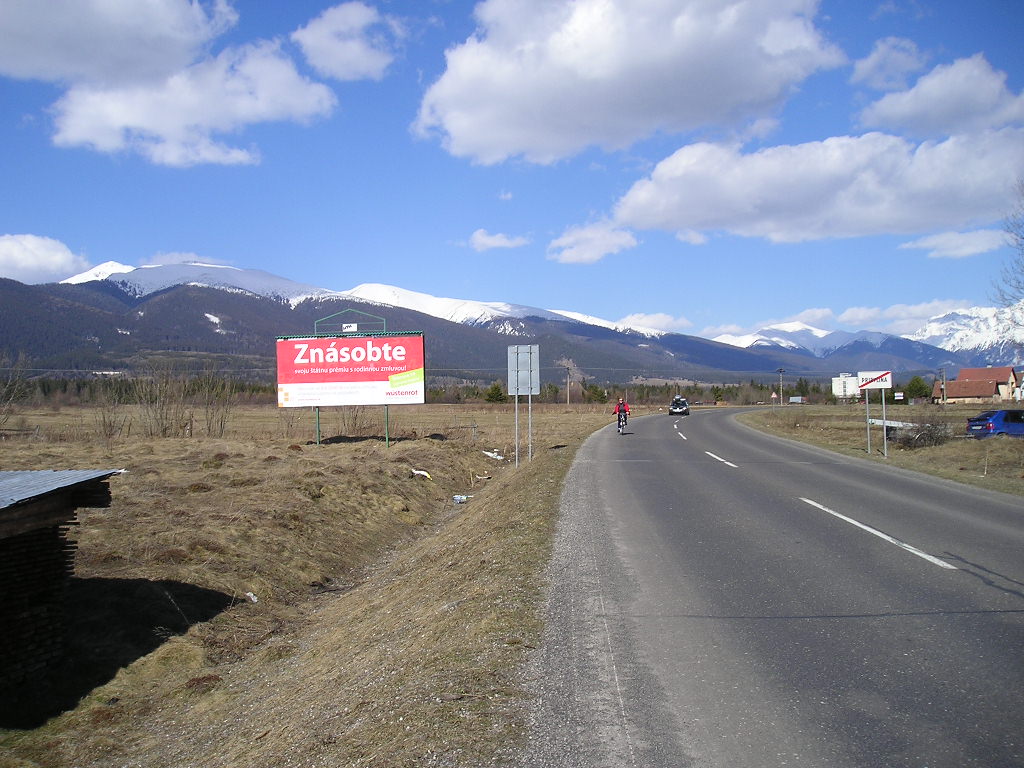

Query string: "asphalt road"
[517, 408, 1024, 768]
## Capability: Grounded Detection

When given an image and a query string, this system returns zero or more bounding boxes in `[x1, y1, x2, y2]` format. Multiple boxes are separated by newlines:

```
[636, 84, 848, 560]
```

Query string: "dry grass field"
[1, 400, 1019, 767]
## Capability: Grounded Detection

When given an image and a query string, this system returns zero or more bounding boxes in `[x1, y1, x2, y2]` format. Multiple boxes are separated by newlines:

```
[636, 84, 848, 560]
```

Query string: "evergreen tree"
[904, 375, 931, 400]
[484, 381, 507, 403]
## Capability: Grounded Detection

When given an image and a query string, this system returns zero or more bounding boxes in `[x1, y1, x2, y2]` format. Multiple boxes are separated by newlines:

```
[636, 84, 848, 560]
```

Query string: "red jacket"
[612, 402, 630, 414]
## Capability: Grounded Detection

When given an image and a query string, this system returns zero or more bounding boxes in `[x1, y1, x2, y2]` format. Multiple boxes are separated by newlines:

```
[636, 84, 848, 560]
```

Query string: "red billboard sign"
[276, 334, 425, 407]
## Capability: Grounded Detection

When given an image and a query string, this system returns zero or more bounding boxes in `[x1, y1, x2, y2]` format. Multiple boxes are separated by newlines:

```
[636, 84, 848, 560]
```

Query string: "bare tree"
[0, 354, 29, 430]
[133, 361, 193, 438]
[994, 178, 1024, 322]
[93, 378, 132, 443]
[194, 368, 238, 437]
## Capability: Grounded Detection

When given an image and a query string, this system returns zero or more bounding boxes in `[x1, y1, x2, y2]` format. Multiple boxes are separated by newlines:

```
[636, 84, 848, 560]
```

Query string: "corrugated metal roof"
[0, 470, 124, 511]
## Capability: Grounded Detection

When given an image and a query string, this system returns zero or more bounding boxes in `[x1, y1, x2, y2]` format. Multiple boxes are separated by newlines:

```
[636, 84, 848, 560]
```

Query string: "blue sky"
[1, 0, 1022, 339]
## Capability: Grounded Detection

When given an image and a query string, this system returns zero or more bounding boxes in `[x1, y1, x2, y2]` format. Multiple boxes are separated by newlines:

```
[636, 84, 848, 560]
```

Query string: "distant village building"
[932, 366, 1021, 404]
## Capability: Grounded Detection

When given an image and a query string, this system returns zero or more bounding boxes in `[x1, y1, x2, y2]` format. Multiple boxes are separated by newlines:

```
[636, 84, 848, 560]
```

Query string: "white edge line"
[800, 497, 956, 570]
[677, 431, 687, 440]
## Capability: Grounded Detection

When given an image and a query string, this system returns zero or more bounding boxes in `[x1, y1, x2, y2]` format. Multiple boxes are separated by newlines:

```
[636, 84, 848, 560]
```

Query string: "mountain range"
[714, 314, 1023, 371]
[1, 260, 1019, 385]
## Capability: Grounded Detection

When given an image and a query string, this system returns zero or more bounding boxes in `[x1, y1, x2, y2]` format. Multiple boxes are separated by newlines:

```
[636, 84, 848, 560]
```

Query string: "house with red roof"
[932, 366, 1021, 404]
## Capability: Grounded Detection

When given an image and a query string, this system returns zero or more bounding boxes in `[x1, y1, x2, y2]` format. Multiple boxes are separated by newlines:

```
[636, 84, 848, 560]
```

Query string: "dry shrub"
[892, 422, 952, 448]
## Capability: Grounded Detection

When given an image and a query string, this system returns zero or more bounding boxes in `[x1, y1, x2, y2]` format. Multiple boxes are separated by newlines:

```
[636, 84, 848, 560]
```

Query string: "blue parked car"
[966, 409, 1024, 438]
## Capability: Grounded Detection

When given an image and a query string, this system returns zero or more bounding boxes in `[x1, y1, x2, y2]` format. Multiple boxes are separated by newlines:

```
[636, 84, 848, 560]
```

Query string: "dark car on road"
[669, 396, 690, 416]
[966, 409, 1024, 438]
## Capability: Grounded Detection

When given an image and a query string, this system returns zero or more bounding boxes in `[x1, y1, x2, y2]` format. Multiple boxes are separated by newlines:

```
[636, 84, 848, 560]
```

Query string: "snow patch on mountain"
[550, 309, 665, 337]
[715, 322, 852, 355]
[62, 260, 136, 283]
[340, 283, 567, 326]
[714, 332, 803, 350]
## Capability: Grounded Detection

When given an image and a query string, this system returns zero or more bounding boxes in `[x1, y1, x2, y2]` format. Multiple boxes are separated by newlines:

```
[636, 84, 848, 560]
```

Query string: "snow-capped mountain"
[715, 322, 968, 370]
[62, 262, 659, 335]
[63, 261, 341, 305]
[905, 304, 1024, 366]
[546, 309, 664, 337]
[714, 307, 1023, 368]
[721, 326, 897, 357]
[58, 261, 1021, 368]
[343, 282, 567, 326]
[714, 322, 841, 355]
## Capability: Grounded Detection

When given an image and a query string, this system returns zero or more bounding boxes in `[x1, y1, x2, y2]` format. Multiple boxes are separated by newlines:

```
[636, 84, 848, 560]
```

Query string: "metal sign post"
[508, 345, 540, 466]
[858, 370, 893, 457]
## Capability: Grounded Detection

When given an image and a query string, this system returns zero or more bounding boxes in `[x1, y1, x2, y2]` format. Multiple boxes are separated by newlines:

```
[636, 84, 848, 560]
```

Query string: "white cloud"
[52, 41, 337, 166]
[415, 0, 843, 164]
[700, 322, 745, 338]
[675, 230, 708, 245]
[292, 2, 401, 81]
[611, 129, 1024, 243]
[547, 221, 637, 264]
[0, 234, 90, 284]
[786, 307, 835, 326]
[0, 1, 365, 166]
[898, 229, 1006, 259]
[838, 299, 972, 334]
[618, 312, 692, 332]
[0, 0, 237, 85]
[860, 54, 1024, 136]
[850, 37, 926, 91]
[469, 229, 530, 251]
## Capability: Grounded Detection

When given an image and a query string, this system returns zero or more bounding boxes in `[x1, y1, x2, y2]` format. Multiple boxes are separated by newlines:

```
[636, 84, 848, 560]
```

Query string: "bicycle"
[617, 411, 627, 434]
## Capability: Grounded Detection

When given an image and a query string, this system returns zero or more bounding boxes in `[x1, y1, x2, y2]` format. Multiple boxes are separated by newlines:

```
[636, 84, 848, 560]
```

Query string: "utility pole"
[566, 367, 570, 407]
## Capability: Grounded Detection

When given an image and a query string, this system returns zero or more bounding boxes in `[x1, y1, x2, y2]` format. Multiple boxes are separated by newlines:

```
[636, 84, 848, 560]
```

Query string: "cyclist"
[612, 397, 630, 432]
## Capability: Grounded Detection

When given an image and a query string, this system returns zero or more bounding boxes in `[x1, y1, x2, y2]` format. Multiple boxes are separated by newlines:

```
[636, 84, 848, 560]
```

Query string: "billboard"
[276, 334, 424, 408]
